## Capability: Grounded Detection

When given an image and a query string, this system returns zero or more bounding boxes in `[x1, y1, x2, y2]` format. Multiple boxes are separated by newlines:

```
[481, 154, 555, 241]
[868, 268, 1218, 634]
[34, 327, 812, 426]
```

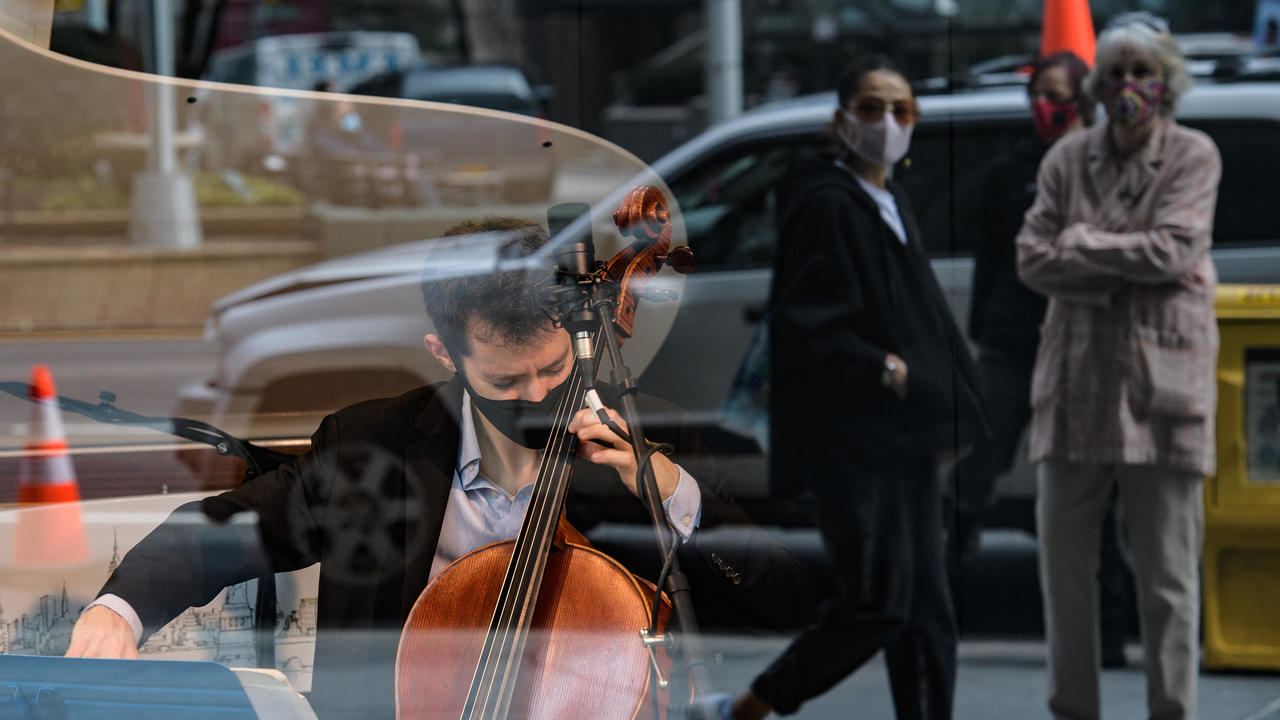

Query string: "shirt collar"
[457, 390, 483, 488]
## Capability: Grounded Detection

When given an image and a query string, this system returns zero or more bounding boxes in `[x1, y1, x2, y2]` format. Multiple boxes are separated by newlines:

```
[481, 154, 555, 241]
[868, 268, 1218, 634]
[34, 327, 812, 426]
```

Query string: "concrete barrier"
[1, 203, 555, 334]
[0, 240, 319, 333]
[4, 206, 304, 237]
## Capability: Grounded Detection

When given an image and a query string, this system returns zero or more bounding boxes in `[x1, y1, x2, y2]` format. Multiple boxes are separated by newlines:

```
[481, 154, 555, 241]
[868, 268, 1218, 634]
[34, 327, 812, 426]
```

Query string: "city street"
[702, 633, 1280, 720]
[596, 526, 1280, 719]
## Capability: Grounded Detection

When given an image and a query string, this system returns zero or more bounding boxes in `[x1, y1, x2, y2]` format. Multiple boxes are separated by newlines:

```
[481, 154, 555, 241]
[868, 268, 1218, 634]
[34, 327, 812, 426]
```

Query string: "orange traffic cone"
[13, 364, 90, 566]
[1042, 0, 1096, 66]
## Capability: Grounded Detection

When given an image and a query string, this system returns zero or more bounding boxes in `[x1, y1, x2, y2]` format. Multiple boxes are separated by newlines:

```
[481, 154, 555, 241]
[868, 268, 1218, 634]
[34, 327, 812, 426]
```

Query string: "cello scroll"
[604, 187, 695, 340]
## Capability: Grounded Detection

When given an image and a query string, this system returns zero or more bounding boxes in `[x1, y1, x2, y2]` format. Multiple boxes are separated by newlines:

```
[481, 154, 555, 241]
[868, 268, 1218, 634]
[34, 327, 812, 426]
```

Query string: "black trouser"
[950, 345, 1035, 559]
[753, 452, 956, 719]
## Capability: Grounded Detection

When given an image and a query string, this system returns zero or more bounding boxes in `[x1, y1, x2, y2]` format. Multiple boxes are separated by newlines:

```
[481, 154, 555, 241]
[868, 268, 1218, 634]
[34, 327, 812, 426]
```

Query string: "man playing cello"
[65, 217, 809, 719]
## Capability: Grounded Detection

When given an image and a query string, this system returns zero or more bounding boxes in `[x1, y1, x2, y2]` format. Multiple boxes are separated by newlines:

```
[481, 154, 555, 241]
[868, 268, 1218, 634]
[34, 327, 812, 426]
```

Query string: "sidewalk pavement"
[701, 636, 1280, 719]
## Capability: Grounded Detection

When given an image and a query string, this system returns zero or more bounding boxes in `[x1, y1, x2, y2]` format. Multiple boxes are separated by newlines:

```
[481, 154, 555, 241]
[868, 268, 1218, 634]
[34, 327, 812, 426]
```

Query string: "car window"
[402, 71, 538, 115]
[410, 91, 537, 115]
[1183, 119, 1280, 248]
[348, 71, 403, 98]
[207, 51, 254, 85]
[668, 119, 1029, 270]
[896, 117, 1028, 257]
[667, 140, 821, 272]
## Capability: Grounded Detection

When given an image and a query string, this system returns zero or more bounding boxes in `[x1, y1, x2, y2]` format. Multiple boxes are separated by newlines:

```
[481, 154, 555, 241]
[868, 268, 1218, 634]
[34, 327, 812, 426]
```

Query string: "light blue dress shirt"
[428, 392, 703, 580]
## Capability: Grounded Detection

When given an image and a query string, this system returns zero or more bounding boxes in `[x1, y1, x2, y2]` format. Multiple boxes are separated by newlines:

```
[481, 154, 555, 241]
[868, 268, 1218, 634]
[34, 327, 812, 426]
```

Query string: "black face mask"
[459, 370, 572, 449]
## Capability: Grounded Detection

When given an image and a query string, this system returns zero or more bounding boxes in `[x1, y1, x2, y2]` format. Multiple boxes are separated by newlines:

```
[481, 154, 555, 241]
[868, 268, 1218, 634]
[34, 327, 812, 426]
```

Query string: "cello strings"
[481, 219, 673, 715]
[467, 202, 672, 717]
[493, 348, 586, 661]
[465, 328, 596, 717]
[470, 366, 584, 717]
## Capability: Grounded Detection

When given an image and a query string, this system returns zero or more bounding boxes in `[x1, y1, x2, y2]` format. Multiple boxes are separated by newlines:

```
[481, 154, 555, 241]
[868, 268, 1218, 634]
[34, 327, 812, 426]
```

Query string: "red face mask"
[1030, 97, 1079, 142]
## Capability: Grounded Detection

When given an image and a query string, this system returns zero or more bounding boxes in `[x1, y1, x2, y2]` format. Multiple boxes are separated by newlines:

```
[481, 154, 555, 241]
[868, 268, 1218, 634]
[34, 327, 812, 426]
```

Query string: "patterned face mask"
[1106, 80, 1166, 129]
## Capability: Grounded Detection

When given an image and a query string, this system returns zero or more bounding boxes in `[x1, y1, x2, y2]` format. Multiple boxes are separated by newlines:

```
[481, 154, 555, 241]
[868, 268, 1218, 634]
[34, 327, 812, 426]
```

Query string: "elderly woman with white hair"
[1016, 12, 1220, 720]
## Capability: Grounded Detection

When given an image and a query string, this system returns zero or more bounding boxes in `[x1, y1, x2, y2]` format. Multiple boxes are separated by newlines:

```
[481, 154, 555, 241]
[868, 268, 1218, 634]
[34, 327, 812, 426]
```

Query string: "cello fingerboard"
[459, 332, 595, 720]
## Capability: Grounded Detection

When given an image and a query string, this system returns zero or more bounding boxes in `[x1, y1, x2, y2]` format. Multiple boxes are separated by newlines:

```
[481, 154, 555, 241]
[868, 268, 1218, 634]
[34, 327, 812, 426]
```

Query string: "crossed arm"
[1016, 137, 1221, 303]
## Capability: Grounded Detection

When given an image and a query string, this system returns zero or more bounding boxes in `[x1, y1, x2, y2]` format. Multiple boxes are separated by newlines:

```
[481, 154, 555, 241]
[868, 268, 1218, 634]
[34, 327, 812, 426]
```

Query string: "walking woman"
[1017, 13, 1221, 720]
[729, 54, 986, 720]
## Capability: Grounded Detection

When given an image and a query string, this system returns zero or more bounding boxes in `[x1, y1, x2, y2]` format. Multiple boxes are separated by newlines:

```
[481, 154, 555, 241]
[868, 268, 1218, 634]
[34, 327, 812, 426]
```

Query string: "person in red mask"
[1028, 54, 1089, 143]
[950, 48, 1096, 596]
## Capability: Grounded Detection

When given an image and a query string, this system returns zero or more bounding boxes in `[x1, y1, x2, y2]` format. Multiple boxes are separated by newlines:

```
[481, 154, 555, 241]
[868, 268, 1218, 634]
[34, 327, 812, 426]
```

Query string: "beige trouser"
[1037, 460, 1203, 720]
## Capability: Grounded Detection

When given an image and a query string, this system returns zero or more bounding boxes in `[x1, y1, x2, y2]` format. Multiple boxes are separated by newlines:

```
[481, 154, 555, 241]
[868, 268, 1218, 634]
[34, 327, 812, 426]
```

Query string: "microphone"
[547, 202, 632, 443]
[547, 203, 599, 385]
[546, 203, 634, 446]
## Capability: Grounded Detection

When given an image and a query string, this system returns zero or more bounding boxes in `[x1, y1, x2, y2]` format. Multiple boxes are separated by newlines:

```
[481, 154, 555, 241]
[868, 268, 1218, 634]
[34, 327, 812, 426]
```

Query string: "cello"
[395, 186, 696, 719]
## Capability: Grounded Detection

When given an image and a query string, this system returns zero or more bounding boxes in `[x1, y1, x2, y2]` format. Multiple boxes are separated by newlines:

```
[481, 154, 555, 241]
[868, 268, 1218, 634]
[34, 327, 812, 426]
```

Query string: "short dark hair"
[420, 218, 552, 359]
[1029, 51, 1096, 125]
[836, 54, 907, 109]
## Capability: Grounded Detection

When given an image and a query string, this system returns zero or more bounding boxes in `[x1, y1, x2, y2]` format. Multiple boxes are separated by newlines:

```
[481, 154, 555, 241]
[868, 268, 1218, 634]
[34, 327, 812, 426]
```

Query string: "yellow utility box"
[1204, 284, 1280, 671]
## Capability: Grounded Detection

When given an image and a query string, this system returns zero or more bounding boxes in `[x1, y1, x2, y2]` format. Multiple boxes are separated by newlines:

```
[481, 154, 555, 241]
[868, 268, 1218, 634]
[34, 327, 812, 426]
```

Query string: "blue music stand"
[0, 655, 258, 719]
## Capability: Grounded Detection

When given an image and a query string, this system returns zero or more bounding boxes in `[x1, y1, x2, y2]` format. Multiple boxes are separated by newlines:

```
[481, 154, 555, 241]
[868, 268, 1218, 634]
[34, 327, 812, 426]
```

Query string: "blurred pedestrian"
[728, 54, 987, 720]
[1016, 12, 1220, 720]
[948, 51, 1135, 668]
[952, 50, 1094, 563]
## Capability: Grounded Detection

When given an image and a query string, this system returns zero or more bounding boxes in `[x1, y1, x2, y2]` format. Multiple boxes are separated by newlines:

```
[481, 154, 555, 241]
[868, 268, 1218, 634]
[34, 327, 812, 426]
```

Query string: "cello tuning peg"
[666, 246, 696, 275]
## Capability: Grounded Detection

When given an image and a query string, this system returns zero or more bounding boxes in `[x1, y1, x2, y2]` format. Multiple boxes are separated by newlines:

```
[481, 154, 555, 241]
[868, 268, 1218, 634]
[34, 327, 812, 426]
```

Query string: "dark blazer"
[769, 155, 988, 492]
[100, 378, 813, 719]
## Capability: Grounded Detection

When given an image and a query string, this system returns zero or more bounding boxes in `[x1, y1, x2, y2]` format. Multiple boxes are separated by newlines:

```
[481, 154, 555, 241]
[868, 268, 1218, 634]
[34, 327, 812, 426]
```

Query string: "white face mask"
[837, 108, 913, 166]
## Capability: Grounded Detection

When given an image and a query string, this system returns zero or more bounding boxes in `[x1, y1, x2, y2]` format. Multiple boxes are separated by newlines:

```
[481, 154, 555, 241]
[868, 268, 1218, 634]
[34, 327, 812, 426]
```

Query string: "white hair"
[1087, 14, 1191, 114]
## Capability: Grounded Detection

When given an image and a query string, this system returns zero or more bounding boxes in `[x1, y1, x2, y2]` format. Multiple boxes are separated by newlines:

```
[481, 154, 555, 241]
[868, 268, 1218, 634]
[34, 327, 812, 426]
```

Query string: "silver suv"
[179, 80, 1280, 525]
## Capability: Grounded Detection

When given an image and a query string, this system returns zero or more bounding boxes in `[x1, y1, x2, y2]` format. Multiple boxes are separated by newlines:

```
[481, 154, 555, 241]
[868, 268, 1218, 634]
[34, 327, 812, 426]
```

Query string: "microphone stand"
[547, 198, 713, 718]
[550, 274, 715, 720]
[593, 291, 716, 720]
[0, 382, 292, 480]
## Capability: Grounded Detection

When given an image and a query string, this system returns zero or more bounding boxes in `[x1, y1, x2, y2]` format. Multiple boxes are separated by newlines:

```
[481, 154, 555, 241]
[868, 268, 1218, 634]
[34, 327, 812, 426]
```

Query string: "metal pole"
[129, 0, 201, 247]
[705, 0, 743, 126]
[151, 0, 176, 174]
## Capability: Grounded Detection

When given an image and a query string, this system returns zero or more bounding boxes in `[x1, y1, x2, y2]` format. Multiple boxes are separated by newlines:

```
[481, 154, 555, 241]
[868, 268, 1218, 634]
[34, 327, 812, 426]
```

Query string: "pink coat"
[1016, 119, 1221, 475]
